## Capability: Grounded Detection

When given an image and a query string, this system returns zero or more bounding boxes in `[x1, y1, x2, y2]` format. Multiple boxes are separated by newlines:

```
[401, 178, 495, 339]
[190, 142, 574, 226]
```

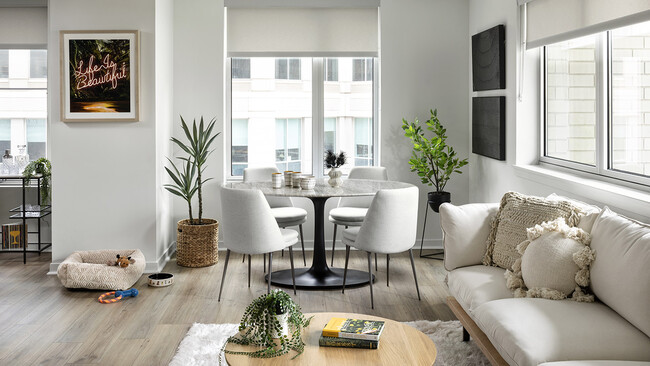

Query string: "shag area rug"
[169, 320, 489, 366]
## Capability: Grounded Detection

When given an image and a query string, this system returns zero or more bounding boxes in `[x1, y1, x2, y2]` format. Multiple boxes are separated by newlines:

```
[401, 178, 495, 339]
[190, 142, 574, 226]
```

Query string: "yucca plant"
[164, 116, 219, 225]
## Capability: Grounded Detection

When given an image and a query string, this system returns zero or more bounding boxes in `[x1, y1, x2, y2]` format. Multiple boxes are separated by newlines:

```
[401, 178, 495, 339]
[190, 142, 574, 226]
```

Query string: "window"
[275, 118, 302, 172]
[0, 50, 7, 78]
[29, 50, 47, 79]
[0, 50, 47, 159]
[543, 21, 650, 184]
[228, 57, 376, 177]
[325, 59, 338, 82]
[353, 58, 373, 81]
[232, 58, 250, 79]
[275, 58, 301, 80]
[354, 118, 373, 166]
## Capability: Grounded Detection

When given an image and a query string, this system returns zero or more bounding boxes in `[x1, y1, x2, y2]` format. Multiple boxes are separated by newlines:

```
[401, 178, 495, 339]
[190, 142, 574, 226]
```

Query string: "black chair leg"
[264, 253, 266, 273]
[463, 327, 470, 342]
[247, 254, 251, 288]
[375, 253, 378, 271]
[218, 249, 231, 302]
[242, 254, 246, 263]
[288, 246, 297, 295]
[409, 249, 421, 301]
[386, 254, 390, 287]
[367, 251, 374, 309]
[342, 245, 350, 293]
[331, 224, 338, 266]
[267, 252, 273, 294]
[299, 224, 306, 266]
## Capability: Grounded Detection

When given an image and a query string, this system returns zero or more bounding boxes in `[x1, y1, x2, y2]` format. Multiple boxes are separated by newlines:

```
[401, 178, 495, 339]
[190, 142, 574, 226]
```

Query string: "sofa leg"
[462, 326, 470, 342]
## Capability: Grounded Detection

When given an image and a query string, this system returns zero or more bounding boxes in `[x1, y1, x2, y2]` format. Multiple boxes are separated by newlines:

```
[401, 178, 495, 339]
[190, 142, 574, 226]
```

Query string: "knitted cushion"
[483, 192, 582, 270]
[505, 218, 595, 302]
[57, 249, 145, 290]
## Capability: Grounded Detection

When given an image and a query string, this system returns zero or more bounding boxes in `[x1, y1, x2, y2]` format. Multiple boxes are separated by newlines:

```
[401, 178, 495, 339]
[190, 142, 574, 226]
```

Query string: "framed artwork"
[472, 96, 505, 161]
[472, 24, 505, 91]
[60, 30, 139, 122]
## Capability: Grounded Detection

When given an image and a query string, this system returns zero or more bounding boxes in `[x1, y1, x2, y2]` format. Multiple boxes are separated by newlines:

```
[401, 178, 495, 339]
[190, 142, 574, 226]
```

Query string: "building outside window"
[0, 49, 47, 160]
[352, 58, 373, 82]
[275, 58, 301, 80]
[542, 20, 650, 184]
[229, 57, 376, 177]
[325, 59, 338, 82]
[232, 58, 250, 79]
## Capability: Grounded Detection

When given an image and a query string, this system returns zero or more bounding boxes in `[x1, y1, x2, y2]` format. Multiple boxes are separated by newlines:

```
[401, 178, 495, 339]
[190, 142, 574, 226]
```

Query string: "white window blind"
[526, 0, 650, 49]
[0, 7, 47, 48]
[226, 5, 379, 57]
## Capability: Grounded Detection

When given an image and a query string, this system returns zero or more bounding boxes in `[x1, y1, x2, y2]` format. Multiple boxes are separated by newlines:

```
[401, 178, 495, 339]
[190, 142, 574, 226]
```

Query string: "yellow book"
[322, 317, 385, 341]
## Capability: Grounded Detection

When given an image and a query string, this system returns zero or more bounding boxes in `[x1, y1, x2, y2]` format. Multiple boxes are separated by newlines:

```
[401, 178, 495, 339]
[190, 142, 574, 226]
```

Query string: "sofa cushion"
[546, 193, 601, 233]
[539, 362, 650, 366]
[483, 192, 582, 270]
[589, 207, 650, 338]
[505, 218, 595, 302]
[447, 265, 512, 313]
[473, 298, 650, 366]
[440, 202, 500, 271]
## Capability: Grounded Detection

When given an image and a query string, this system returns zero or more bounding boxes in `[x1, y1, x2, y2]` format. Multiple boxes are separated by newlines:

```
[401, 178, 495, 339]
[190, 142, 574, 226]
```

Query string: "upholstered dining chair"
[341, 186, 420, 309]
[218, 186, 298, 301]
[243, 166, 307, 266]
[329, 166, 388, 267]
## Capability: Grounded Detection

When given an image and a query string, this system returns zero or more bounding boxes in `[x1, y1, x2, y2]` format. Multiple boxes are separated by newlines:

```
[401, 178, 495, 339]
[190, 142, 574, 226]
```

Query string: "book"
[318, 335, 379, 349]
[2, 223, 25, 249]
[322, 317, 385, 341]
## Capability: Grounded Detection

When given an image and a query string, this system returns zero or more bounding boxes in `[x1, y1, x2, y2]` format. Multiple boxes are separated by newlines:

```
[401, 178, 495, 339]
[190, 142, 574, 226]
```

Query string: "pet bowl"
[148, 273, 174, 287]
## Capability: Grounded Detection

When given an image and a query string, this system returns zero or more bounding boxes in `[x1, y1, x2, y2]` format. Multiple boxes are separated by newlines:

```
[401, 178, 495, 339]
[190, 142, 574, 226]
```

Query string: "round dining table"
[224, 178, 414, 290]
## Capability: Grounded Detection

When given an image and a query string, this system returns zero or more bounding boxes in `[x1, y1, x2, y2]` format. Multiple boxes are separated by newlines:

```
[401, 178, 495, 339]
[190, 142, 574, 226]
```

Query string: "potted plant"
[222, 289, 312, 363]
[164, 116, 220, 267]
[23, 158, 52, 205]
[402, 109, 468, 212]
[324, 149, 347, 187]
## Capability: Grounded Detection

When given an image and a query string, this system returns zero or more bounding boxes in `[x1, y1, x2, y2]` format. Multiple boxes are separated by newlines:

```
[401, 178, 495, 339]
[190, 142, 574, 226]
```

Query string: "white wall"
[468, 0, 650, 223]
[48, 0, 174, 272]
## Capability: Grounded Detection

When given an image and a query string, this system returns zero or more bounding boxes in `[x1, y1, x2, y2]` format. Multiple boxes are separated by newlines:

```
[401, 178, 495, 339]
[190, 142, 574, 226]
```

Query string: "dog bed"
[57, 249, 146, 290]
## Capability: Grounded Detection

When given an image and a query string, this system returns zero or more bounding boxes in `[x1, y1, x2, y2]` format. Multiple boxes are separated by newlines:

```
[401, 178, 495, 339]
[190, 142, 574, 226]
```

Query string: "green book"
[318, 335, 379, 349]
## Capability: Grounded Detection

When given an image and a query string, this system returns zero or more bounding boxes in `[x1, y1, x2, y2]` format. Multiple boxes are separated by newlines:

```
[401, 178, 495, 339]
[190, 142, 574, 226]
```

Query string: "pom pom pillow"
[505, 218, 595, 302]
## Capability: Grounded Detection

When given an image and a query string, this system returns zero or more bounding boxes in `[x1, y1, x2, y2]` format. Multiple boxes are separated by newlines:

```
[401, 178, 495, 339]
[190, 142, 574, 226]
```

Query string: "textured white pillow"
[505, 218, 595, 302]
[590, 207, 650, 338]
[546, 193, 601, 233]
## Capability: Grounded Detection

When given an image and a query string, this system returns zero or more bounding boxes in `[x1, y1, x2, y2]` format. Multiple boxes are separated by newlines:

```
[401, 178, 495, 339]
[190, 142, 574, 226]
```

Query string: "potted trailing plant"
[402, 109, 468, 212]
[324, 149, 347, 187]
[164, 116, 220, 267]
[23, 158, 52, 205]
[221, 289, 312, 363]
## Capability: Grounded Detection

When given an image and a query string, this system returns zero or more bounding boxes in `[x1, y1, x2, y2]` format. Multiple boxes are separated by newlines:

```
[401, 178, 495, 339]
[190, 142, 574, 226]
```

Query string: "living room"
[0, 0, 648, 365]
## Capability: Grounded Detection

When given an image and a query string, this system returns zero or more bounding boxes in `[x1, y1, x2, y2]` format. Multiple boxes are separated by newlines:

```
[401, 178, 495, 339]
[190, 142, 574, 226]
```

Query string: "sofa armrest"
[440, 202, 499, 271]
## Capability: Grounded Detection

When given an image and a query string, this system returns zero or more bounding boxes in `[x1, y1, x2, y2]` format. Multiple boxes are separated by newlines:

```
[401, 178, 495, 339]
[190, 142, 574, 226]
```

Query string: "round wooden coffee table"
[225, 312, 437, 366]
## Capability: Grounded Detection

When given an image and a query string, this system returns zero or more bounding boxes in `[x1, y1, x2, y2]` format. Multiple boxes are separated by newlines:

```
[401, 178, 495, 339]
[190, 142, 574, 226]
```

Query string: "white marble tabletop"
[224, 178, 414, 198]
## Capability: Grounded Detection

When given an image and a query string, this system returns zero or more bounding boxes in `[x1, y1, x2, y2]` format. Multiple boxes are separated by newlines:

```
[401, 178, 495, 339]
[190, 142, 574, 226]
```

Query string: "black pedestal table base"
[268, 267, 374, 290]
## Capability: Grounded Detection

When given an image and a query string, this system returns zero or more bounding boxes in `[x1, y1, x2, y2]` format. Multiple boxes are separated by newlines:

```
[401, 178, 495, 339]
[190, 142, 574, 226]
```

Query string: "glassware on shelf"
[1, 149, 14, 175]
[15, 145, 29, 174]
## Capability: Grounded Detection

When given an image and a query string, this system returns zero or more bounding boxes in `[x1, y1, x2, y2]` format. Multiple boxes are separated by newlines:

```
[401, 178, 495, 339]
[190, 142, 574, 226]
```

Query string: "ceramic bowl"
[148, 273, 174, 287]
[300, 176, 316, 190]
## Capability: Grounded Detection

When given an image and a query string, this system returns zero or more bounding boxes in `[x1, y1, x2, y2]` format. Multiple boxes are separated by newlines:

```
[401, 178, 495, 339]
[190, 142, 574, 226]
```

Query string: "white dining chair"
[341, 186, 420, 309]
[243, 166, 307, 266]
[329, 166, 388, 267]
[218, 186, 298, 301]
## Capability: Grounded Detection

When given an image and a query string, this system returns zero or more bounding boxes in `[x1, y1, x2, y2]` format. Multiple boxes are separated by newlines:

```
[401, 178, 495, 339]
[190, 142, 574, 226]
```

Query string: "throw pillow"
[505, 218, 595, 302]
[483, 191, 582, 270]
[545, 193, 601, 233]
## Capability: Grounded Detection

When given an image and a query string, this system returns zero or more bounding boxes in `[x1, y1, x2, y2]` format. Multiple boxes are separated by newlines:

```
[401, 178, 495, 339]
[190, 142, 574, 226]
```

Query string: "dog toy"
[109, 254, 136, 268]
[98, 288, 139, 304]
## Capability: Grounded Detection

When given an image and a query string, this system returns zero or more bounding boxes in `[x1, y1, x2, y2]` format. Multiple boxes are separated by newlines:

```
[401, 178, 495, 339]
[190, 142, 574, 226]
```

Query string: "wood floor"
[0, 249, 455, 365]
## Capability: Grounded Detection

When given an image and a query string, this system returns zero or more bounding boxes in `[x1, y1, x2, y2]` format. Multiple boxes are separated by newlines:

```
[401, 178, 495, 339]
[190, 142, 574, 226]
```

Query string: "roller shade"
[526, 0, 650, 49]
[0, 7, 47, 48]
[226, 6, 379, 57]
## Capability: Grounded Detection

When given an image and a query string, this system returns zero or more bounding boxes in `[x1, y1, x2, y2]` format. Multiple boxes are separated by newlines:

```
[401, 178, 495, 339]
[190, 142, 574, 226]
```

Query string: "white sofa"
[440, 200, 650, 366]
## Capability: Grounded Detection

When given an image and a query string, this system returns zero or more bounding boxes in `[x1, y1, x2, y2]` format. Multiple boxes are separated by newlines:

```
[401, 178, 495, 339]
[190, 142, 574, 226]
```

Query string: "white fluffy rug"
[169, 320, 489, 366]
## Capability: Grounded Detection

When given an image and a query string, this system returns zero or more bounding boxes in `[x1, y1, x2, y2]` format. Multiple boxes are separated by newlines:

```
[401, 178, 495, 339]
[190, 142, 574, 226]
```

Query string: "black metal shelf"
[0, 175, 50, 264]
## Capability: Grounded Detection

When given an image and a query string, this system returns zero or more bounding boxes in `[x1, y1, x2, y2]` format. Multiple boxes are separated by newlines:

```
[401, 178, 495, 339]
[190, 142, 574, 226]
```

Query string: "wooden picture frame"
[60, 30, 139, 122]
[472, 24, 505, 91]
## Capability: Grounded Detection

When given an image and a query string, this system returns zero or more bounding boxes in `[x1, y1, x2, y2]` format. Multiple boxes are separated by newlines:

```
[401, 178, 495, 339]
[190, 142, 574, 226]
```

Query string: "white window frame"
[225, 57, 379, 181]
[539, 31, 650, 188]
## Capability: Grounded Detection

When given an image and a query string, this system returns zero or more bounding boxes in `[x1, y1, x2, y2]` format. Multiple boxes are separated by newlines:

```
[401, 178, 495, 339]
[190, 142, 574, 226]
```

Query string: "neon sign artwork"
[74, 54, 128, 91]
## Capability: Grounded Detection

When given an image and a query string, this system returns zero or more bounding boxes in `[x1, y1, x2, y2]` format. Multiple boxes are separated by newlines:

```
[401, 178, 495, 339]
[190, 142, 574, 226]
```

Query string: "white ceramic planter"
[328, 167, 342, 187]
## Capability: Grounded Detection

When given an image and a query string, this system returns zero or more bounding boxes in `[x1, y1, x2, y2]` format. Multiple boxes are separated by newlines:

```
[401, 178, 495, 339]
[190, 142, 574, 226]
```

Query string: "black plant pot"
[428, 191, 451, 213]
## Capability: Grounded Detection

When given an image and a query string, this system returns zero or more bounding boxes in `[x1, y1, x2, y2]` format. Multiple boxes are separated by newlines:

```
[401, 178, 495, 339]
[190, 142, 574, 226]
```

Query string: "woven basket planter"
[176, 219, 219, 267]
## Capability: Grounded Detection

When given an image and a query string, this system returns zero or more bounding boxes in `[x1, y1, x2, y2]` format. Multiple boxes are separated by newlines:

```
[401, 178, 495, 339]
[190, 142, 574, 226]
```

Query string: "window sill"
[513, 164, 650, 218]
